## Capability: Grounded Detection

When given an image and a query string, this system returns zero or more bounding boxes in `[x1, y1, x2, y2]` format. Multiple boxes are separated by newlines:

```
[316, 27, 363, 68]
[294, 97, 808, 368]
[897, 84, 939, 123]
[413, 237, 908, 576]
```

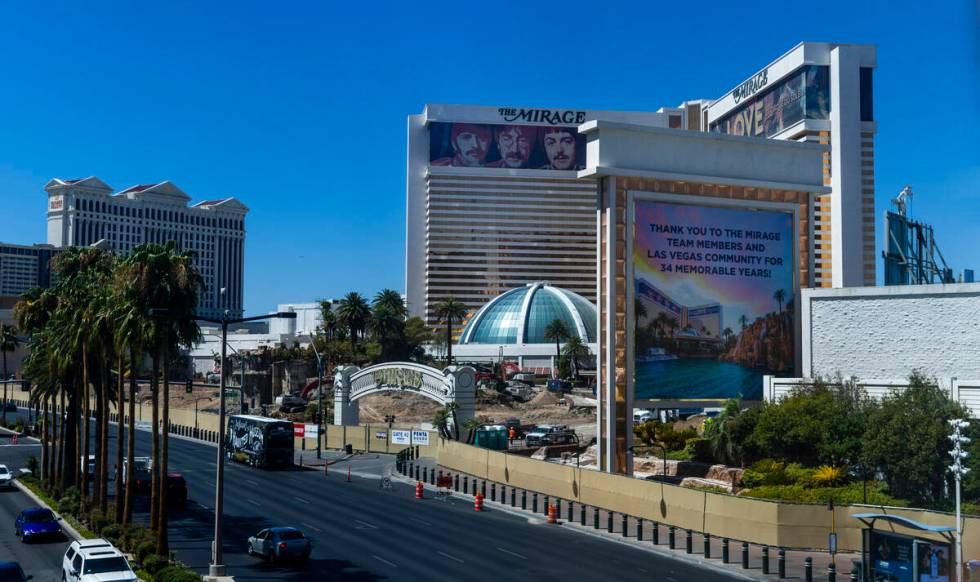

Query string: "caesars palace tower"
[405, 42, 877, 329]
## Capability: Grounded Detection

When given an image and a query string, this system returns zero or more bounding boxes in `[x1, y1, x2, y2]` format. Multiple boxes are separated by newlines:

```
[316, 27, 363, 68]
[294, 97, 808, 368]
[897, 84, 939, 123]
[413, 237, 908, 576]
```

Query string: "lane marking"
[246, 499, 260, 506]
[411, 517, 432, 526]
[354, 519, 378, 529]
[301, 522, 322, 533]
[372, 554, 397, 567]
[496, 547, 527, 560]
[293, 496, 311, 505]
[246, 479, 258, 486]
[437, 550, 464, 564]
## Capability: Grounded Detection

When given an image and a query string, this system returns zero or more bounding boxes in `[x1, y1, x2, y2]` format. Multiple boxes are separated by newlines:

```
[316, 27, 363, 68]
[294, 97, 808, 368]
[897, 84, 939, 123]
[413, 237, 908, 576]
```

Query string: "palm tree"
[739, 314, 749, 331]
[544, 319, 571, 360]
[318, 300, 337, 340]
[368, 305, 404, 361]
[722, 327, 734, 349]
[561, 336, 591, 380]
[0, 324, 20, 423]
[773, 289, 786, 314]
[634, 299, 648, 321]
[434, 297, 468, 367]
[112, 292, 148, 526]
[373, 289, 408, 320]
[336, 292, 371, 351]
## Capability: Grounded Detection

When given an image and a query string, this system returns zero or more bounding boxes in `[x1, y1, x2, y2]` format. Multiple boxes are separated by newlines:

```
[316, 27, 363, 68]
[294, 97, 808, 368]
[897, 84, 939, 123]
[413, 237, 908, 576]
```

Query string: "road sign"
[828, 532, 837, 555]
[375, 431, 387, 440]
[392, 430, 410, 445]
[293, 423, 305, 438]
[411, 430, 430, 446]
[305, 424, 319, 439]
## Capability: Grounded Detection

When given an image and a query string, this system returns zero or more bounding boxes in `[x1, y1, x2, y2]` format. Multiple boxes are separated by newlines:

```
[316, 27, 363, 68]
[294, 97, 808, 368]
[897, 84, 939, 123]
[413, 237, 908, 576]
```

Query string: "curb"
[13, 479, 84, 542]
[390, 468, 768, 582]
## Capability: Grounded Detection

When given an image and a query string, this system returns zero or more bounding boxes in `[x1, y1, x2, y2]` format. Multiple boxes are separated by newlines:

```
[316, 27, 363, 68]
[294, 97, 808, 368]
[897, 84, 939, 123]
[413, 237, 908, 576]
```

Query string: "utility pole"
[949, 418, 971, 582]
[310, 337, 324, 460]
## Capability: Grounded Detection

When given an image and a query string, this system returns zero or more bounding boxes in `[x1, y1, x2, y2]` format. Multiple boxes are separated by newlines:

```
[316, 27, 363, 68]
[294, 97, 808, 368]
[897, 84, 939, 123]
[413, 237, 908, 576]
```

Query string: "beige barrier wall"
[433, 437, 980, 557]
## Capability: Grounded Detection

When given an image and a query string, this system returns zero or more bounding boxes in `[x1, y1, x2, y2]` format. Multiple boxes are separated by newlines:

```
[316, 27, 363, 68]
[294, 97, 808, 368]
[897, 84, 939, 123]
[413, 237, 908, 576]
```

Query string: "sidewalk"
[394, 460, 861, 581]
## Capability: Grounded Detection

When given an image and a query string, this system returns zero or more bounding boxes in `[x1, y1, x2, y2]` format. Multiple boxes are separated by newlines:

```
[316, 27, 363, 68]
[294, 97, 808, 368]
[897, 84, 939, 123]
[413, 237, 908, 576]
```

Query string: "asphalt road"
[0, 433, 69, 582]
[0, 410, 738, 581]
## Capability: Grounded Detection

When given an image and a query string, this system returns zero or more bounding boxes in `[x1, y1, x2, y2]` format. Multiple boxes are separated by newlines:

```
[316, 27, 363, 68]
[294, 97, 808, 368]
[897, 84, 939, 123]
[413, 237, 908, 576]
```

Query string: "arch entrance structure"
[333, 363, 475, 435]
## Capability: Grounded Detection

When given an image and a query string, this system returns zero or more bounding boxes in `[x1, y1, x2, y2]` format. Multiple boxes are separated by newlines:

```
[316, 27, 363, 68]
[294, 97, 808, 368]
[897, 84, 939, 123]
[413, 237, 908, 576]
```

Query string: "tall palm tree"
[739, 314, 749, 331]
[544, 319, 571, 362]
[318, 300, 336, 339]
[336, 292, 370, 351]
[561, 336, 591, 380]
[373, 289, 408, 320]
[0, 324, 20, 423]
[112, 297, 148, 526]
[634, 299, 648, 321]
[368, 305, 403, 361]
[434, 297, 468, 367]
[773, 289, 786, 314]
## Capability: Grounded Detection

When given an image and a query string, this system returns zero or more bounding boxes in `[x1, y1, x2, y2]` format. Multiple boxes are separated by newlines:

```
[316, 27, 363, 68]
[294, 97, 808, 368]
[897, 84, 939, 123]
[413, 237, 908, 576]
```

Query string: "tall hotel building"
[44, 177, 248, 319]
[405, 42, 876, 327]
[405, 104, 670, 327]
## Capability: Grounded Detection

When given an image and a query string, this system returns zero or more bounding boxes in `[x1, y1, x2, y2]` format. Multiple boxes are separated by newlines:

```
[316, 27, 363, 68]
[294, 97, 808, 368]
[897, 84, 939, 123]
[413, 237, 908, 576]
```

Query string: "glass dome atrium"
[459, 283, 597, 346]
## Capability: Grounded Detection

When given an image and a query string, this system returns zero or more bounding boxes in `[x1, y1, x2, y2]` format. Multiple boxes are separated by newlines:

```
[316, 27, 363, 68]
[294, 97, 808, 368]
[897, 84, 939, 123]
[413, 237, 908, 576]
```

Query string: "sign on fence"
[411, 430, 430, 446]
[305, 424, 319, 439]
[293, 423, 305, 438]
[375, 431, 387, 440]
[391, 430, 410, 445]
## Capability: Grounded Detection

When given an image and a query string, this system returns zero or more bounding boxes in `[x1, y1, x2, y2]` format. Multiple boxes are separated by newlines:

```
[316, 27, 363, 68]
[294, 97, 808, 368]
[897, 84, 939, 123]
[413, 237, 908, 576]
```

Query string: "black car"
[0, 561, 32, 581]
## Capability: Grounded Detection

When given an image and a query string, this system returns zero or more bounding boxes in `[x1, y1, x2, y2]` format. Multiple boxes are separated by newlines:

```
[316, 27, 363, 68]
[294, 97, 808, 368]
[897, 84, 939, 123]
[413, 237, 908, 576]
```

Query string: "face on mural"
[452, 124, 491, 166]
[495, 125, 532, 168]
[542, 129, 576, 170]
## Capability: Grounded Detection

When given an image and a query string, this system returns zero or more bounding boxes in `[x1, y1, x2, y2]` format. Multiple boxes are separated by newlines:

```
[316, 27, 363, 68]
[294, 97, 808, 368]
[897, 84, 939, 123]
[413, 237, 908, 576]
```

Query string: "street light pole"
[310, 338, 324, 460]
[148, 308, 295, 579]
[949, 418, 971, 582]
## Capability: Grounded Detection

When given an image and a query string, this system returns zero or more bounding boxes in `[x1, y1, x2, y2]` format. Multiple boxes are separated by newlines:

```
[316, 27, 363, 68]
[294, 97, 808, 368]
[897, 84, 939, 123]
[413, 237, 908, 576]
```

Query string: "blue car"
[0, 561, 31, 581]
[14, 508, 62, 543]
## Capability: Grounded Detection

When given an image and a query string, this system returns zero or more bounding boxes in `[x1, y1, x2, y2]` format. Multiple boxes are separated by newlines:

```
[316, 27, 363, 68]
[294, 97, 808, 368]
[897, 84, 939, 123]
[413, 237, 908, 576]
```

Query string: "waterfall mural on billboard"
[632, 200, 795, 401]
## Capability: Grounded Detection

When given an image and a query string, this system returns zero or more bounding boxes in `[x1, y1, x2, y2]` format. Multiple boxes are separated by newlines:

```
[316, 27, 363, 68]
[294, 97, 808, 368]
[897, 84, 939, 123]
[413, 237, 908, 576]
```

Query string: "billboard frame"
[625, 190, 801, 409]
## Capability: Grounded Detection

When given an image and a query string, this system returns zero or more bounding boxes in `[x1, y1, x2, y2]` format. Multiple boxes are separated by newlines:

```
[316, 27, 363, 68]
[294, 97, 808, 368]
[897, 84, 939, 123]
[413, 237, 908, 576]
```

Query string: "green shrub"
[154, 565, 201, 582]
[88, 509, 109, 535]
[740, 481, 907, 506]
[785, 464, 816, 487]
[57, 487, 81, 516]
[136, 541, 157, 564]
[664, 448, 692, 461]
[101, 524, 123, 545]
[25, 456, 39, 475]
[683, 437, 714, 463]
[142, 554, 168, 576]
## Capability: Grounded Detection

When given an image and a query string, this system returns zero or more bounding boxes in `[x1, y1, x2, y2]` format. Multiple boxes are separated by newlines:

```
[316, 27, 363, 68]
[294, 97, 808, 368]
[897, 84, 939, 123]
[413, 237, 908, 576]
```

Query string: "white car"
[63, 539, 137, 582]
[0, 464, 13, 489]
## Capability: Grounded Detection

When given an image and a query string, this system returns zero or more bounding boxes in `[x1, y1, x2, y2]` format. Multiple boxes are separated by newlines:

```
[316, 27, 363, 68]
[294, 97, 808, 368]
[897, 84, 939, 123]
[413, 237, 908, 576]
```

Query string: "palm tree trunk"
[123, 347, 137, 526]
[149, 354, 160, 532]
[56, 389, 64, 489]
[82, 352, 91, 500]
[41, 395, 49, 482]
[115, 354, 125, 523]
[1, 350, 7, 424]
[445, 322, 452, 366]
[93, 372, 103, 508]
[156, 349, 170, 554]
[99, 365, 110, 513]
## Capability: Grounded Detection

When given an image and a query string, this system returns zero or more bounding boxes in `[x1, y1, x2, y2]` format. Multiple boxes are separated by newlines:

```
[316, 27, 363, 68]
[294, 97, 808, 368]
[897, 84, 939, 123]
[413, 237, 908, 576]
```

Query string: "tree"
[373, 289, 408, 320]
[318, 300, 337, 340]
[634, 299, 648, 321]
[703, 400, 761, 467]
[403, 316, 433, 363]
[368, 305, 403, 361]
[862, 371, 968, 506]
[434, 297, 467, 366]
[336, 292, 370, 350]
[773, 289, 786, 314]
[738, 314, 749, 331]
[544, 319, 571, 362]
[0, 324, 19, 423]
[561, 336, 591, 380]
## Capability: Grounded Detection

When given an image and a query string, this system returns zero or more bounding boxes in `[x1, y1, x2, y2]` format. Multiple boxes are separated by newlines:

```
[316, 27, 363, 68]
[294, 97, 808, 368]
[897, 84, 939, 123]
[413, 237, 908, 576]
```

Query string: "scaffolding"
[882, 186, 954, 286]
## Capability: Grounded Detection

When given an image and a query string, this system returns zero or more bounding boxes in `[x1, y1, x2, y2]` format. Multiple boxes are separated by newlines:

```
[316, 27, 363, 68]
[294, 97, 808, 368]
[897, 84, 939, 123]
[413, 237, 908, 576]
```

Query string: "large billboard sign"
[710, 65, 830, 138]
[429, 122, 585, 171]
[632, 199, 795, 401]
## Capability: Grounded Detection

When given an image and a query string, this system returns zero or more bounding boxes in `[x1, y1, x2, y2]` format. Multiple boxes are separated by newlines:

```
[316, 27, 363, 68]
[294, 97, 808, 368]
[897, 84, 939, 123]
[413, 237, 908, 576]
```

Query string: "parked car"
[546, 379, 573, 393]
[0, 561, 31, 581]
[511, 373, 535, 386]
[247, 527, 312, 564]
[504, 382, 533, 402]
[62, 540, 136, 582]
[0, 464, 13, 489]
[15, 508, 63, 543]
[122, 457, 152, 494]
[525, 425, 577, 447]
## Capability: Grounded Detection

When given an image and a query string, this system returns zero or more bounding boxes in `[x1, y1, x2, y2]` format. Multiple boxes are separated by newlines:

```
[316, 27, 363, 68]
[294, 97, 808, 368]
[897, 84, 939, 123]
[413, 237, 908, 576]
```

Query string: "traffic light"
[185, 380, 193, 394]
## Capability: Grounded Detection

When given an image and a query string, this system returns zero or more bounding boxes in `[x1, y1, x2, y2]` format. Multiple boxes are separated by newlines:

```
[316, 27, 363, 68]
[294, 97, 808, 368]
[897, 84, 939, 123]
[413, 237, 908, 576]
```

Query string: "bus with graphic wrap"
[226, 415, 294, 469]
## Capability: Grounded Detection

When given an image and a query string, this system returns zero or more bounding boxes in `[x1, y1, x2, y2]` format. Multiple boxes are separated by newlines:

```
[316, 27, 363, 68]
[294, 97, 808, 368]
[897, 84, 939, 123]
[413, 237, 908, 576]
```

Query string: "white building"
[0, 243, 59, 298]
[44, 177, 247, 320]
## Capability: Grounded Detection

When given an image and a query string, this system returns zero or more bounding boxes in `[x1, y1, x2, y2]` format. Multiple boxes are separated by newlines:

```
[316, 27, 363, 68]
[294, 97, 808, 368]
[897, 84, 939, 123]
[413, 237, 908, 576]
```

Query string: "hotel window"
[860, 68, 874, 122]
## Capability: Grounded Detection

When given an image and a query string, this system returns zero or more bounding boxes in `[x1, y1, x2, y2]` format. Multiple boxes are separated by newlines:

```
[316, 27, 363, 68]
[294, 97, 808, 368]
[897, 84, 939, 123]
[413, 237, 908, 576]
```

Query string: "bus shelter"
[852, 513, 956, 582]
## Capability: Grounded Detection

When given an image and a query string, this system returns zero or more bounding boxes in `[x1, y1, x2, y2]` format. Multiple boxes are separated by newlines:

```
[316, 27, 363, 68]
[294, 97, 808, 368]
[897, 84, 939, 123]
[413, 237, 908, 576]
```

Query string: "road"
[0, 410, 739, 581]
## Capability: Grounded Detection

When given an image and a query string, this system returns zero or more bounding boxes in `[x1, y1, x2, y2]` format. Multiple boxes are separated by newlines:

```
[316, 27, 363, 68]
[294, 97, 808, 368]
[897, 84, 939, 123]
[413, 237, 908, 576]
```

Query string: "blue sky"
[1, 1, 977, 314]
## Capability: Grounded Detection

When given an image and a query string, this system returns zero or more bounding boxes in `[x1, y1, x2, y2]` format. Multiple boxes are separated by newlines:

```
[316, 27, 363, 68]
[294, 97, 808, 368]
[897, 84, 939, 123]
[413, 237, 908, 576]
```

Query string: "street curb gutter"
[13, 479, 83, 542]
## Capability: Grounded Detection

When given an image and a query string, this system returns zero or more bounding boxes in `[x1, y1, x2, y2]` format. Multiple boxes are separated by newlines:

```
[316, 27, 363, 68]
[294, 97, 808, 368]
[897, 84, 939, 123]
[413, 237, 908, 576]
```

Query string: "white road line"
[301, 522, 322, 533]
[411, 517, 432, 526]
[354, 519, 378, 529]
[293, 496, 311, 504]
[246, 498, 260, 506]
[437, 550, 464, 564]
[496, 547, 527, 560]
[372, 554, 397, 567]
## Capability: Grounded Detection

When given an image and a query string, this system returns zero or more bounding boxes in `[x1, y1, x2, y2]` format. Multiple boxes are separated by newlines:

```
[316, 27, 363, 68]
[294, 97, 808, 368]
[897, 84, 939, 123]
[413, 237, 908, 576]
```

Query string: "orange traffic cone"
[416, 480, 424, 499]
[474, 492, 484, 512]
[547, 503, 558, 524]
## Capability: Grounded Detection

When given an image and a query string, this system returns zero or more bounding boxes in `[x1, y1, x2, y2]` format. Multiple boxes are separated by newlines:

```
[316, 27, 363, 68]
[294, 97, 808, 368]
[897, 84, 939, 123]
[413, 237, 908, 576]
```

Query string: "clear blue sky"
[1, 1, 977, 314]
